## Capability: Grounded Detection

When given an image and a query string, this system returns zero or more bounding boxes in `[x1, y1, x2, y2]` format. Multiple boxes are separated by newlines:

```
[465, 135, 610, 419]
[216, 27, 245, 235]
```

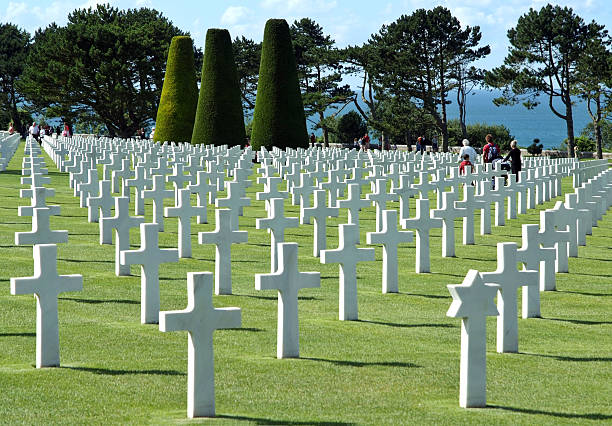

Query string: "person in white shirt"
[29, 122, 40, 142]
[458, 139, 477, 165]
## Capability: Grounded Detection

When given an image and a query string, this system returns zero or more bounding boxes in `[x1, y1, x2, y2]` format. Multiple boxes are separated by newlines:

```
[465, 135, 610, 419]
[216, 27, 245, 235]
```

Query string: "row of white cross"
[12, 134, 611, 417]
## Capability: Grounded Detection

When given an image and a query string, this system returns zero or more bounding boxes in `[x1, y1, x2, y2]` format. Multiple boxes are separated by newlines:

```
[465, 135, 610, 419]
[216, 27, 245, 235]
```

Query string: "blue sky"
[2, 0, 612, 75]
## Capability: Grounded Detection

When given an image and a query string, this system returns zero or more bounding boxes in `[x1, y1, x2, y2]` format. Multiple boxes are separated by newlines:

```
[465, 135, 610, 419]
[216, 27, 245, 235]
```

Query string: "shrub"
[527, 138, 543, 156]
[251, 19, 308, 150]
[191, 29, 245, 147]
[154, 36, 198, 143]
[446, 119, 514, 150]
[580, 121, 612, 150]
[333, 111, 367, 145]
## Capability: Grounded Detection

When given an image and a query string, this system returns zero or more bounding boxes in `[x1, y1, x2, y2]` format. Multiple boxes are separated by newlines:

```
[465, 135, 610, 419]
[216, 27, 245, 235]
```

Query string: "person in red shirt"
[482, 133, 500, 164]
[459, 154, 474, 175]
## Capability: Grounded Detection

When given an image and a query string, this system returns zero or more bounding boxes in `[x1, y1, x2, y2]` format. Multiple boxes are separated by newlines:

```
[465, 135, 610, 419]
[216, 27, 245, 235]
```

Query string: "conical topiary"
[191, 29, 245, 146]
[154, 36, 198, 143]
[251, 19, 308, 150]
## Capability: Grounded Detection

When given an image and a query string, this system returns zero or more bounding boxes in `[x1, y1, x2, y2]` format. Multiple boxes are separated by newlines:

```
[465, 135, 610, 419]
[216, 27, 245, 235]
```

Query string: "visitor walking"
[8, 122, 14, 135]
[459, 154, 474, 175]
[61, 124, 71, 137]
[503, 140, 522, 181]
[420, 135, 426, 154]
[310, 132, 316, 146]
[28, 121, 40, 142]
[432, 136, 438, 152]
[416, 136, 422, 153]
[482, 134, 500, 164]
[458, 139, 477, 164]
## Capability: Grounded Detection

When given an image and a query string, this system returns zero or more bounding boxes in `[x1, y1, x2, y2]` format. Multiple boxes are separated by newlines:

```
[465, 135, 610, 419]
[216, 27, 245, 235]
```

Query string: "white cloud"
[221, 6, 252, 26]
[135, 0, 152, 7]
[4, 1, 28, 22]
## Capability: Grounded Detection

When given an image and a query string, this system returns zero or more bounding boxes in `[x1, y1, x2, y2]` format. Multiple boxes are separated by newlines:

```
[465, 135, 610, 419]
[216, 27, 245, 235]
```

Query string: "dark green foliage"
[192, 29, 245, 147]
[485, 4, 607, 157]
[154, 36, 198, 143]
[447, 119, 513, 150]
[19, 5, 201, 137]
[251, 19, 308, 150]
[0, 23, 30, 132]
[232, 36, 261, 113]
[581, 120, 612, 150]
[527, 138, 544, 156]
[332, 111, 367, 144]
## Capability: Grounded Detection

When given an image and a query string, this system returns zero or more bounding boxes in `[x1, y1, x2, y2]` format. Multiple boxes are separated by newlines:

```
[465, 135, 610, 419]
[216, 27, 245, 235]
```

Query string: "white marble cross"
[167, 162, 190, 204]
[112, 157, 132, 196]
[540, 209, 571, 275]
[481, 242, 539, 353]
[455, 185, 485, 245]
[126, 165, 151, 215]
[121, 223, 179, 324]
[431, 190, 461, 258]
[412, 171, 436, 199]
[255, 243, 320, 358]
[10, 244, 83, 368]
[19, 186, 60, 217]
[77, 168, 99, 208]
[565, 192, 591, 246]
[198, 208, 248, 295]
[256, 198, 299, 272]
[401, 198, 443, 273]
[366, 209, 414, 293]
[337, 183, 370, 229]
[291, 172, 315, 209]
[87, 180, 113, 223]
[319, 170, 345, 207]
[391, 174, 418, 222]
[143, 174, 174, 232]
[489, 177, 510, 227]
[15, 207, 68, 246]
[321, 223, 375, 320]
[188, 170, 217, 224]
[474, 180, 493, 235]
[447, 269, 499, 408]
[366, 178, 398, 232]
[100, 196, 144, 276]
[256, 176, 288, 211]
[301, 189, 339, 257]
[215, 181, 251, 230]
[517, 224, 556, 309]
[165, 188, 205, 258]
[159, 272, 241, 418]
[549, 201, 578, 258]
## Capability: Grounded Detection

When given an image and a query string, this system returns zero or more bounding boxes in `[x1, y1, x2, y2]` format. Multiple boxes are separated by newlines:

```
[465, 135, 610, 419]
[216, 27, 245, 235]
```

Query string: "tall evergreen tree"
[154, 36, 198, 143]
[0, 23, 30, 132]
[232, 36, 261, 114]
[251, 19, 308, 150]
[192, 29, 245, 147]
[485, 4, 606, 157]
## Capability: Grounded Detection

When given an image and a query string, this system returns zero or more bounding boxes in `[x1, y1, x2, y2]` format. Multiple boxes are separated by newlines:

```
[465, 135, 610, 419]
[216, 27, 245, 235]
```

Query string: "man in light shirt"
[459, 139, 477, 164]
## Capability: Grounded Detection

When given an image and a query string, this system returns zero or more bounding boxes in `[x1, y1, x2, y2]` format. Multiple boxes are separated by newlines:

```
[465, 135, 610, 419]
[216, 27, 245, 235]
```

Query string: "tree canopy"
[0, 23, 30, 132]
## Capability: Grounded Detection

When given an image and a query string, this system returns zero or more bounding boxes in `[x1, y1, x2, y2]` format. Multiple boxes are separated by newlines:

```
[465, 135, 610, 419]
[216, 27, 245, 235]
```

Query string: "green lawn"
[1, 140, 610, 425]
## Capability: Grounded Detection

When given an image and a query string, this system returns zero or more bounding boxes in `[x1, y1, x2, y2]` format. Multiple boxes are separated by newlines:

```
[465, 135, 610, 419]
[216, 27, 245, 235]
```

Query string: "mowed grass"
[0, 140, 610, 425]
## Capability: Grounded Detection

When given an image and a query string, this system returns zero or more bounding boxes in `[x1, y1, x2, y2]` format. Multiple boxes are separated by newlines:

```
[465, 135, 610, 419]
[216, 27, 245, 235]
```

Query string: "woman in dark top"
[503, 139, 522, 180]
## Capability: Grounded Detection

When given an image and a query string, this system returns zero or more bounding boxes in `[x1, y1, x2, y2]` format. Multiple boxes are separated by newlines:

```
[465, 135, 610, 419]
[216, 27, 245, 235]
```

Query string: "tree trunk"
[320, 111, 329, 147]
[594, 121, 603, 160]
[565, 95, 575, 158]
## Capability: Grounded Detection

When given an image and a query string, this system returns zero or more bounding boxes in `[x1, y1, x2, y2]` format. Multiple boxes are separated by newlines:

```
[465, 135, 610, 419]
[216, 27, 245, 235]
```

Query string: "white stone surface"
[481, 243, 539, 353]
[121, 223, 179, 324]
[517, 224, 556, 307]
[159, 272, 241, 418]
[87, 180, 113, 223]
[15, 207, 68, 246]
[126, 165, 151, 215]
[431, 190, 461, 257]
[256, 198, 299, 272]
[10, 244, 83, 368]
[165, 188, 205, 258]
[366, 178, 397, 232]
[215, 181, 251, 230]
[366, 209, 414, 293]
[337, 183, 370, 229]
[321, 223, 375, 320]
[401, 198, 442, 273]
[19, 187, 60, 217]
[255, 243, 320, 358]
[188, 170, 216, 224]
[447, 269, 499, 408]
[198, 208, 248, 295]
[301, 189, 339, 257]
[143, 174, 174, 232]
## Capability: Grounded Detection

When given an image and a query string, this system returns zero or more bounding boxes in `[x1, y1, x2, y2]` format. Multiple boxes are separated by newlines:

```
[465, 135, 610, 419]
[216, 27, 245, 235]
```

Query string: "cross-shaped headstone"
[99, 196, 144, 276]
[455, 184, 486, 245]
[319, 170, 346, 208]
[565, 192, 591, 246]
[401, 198, 442, 273]
[256, 198, 299, 272]
[391, 174, 418, 222]
[366, 178, 398, 232]
[321, 223, 375, 320]
[337, 183, 370, 229]
[412, 171, 436, 200]
[126, 165, 151, 215]
[489, 176, 510, 227]
[549, 200, 578, 258]
[18, 186, 60, 217]
[301, 189, 339, 257]
[255, 243, 320, 358]
[256, 176, 288, 212]
[15, 207, 68, 246]
[431, 190, 462, 257]
[87, 180, 113, 223]
[215, 181, 251, 230]
[165, 188, 205, 258]
[77, 168, 99, 208]
[516, 224, 556, 314]
[474, 180, 493, 235]
[188, 170, 216, 224]
[159, 272, 241, 418]
[121, 223, 179, 324]
[198, 208, 248, 295]
[142, 174, 174, 232]
[366, 209, 414, 293]
[540, 209, 571, 276]
[167, 162, 190, 204]
[447, 269, 499, 408]
[481, 242, 539, 353]
[10, 244, 83, 368]
[112, 157, 133, 196]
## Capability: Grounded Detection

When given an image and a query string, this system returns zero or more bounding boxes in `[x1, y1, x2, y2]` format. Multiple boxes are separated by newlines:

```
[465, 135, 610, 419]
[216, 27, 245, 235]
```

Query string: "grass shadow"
[397, 292, 448, 300]
[235, 293, 320, 301]
[0, 332, 35, 337]
[521, 352, 612, 362]
[63, 366, 185, 376]
[216, 414, 355, 425]
[543, 317, 612, 326]
[301, 356, 420, 368]
[357, 319, 456, 329]
[489, 405, 612, 420]
[557, 290, 612, 297]
[59, 297, 139, 305]
[58, 258, 115, 264]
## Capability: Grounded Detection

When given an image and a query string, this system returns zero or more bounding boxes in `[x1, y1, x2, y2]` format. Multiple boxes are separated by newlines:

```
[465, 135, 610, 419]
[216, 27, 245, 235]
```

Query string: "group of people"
[416, 135, 439, 154]
[458, 134, 522, 182]
[25, 121, 72, 142]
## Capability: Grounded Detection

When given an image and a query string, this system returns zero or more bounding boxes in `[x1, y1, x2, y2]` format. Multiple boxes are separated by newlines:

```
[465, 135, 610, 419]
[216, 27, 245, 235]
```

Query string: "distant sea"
[308, 89, 592, 149]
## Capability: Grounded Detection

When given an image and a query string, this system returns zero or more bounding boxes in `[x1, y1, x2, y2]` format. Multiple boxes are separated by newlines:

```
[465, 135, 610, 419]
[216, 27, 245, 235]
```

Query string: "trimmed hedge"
[154, 36, 198, 143]
[251, 19, 308, 150]
[192, 29, 245, 146]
